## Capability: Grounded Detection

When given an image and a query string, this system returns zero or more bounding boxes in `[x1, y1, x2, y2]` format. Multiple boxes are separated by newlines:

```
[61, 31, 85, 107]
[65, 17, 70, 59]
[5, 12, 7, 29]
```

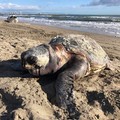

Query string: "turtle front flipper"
[55, 56, 88, 119]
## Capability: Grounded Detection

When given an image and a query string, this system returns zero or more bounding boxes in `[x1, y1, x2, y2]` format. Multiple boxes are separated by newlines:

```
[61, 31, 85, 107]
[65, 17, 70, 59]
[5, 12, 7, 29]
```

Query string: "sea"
[0, 14, 120, 37]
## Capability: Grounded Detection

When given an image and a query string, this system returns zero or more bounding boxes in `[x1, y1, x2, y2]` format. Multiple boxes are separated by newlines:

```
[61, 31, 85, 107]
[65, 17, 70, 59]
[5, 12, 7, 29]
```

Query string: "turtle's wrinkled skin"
[21, 34, 109, 119]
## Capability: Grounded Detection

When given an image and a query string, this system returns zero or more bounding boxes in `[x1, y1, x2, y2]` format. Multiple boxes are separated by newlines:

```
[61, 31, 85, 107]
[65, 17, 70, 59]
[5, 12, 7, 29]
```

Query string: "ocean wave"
[16, 14, 120, 22]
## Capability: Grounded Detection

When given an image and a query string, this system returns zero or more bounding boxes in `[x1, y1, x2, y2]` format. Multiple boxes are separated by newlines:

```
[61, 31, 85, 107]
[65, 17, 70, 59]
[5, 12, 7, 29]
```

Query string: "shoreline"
[26, 21, 120, 38]
[32, 22, 120, 37]
[18, 20, 120, 38]
[1, 16, 120, 37]
[18, 20, 120, 37]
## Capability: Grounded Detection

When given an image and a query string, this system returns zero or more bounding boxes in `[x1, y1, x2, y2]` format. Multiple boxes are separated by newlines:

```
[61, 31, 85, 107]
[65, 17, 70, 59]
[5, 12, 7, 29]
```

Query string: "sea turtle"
[21, 34, 110, 119]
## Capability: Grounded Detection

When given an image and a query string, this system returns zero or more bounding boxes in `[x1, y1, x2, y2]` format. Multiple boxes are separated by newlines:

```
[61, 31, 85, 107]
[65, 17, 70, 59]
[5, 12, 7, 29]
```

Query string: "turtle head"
[21, 44, 50, 76]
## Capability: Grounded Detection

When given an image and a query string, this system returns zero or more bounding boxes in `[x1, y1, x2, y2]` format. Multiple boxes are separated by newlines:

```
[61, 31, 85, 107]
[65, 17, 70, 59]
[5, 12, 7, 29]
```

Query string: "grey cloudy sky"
[89, 0, 120, 6]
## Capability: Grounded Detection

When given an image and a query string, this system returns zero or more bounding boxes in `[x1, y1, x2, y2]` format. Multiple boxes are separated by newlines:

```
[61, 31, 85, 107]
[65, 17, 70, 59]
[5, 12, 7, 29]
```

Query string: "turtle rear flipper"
[55, 56, 88, 119]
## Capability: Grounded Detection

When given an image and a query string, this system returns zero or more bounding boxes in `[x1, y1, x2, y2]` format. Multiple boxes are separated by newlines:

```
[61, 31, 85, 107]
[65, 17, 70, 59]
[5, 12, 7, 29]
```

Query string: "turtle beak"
[21, 58, 37, 70]
[21, 51, 37, 69]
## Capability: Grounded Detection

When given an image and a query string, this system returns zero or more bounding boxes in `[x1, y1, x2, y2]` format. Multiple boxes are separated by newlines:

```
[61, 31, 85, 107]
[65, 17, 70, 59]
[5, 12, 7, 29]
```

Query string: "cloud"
[0, 3, 40, 10]
[86, 0, 120, 6]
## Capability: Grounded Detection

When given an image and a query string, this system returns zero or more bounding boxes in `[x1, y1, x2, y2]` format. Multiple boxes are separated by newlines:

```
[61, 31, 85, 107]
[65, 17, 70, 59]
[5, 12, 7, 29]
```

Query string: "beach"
[0, 21, 120, 119]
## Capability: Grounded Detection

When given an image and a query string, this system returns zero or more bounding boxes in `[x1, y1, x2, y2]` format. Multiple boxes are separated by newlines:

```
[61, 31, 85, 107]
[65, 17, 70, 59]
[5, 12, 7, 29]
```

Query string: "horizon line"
[0, 12, 120, 16]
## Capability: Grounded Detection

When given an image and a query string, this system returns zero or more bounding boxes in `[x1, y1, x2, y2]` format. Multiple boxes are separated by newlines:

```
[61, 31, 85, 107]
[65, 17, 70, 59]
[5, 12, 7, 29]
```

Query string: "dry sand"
[0, 21, 120, 120]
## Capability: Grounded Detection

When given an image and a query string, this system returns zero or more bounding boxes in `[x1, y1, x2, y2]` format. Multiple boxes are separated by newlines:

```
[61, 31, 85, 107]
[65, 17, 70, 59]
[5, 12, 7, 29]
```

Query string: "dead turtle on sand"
[21, 34, 110, 119]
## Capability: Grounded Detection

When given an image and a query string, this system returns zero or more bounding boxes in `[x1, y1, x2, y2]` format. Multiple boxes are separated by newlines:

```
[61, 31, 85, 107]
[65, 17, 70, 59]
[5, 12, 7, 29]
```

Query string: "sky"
[0, 0, 120, 15]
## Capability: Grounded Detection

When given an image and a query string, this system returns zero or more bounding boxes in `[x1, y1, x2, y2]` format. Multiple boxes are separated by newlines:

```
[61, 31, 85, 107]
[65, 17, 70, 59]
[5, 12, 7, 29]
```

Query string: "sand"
[0, 21, 120, 120]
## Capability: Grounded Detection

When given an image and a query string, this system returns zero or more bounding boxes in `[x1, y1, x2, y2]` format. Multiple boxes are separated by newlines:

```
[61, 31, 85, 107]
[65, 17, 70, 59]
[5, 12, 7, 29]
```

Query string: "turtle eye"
[27, 56, 37, 65]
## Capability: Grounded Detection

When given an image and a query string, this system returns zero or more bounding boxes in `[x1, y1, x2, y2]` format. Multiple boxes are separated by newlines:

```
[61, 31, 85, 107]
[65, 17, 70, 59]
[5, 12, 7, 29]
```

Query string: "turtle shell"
[49, 34, 109, 72]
